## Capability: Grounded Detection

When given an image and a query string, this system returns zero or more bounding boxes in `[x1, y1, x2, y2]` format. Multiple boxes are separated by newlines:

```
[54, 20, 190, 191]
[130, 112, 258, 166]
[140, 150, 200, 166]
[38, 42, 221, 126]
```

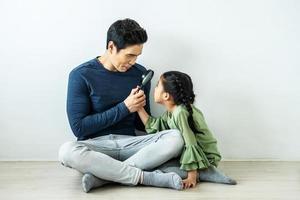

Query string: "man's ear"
[107, 41, 116, 54]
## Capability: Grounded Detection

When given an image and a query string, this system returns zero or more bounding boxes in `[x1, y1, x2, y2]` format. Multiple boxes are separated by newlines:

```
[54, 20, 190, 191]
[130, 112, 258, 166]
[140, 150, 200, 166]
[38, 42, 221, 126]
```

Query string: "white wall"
[0, 0, 299, 160]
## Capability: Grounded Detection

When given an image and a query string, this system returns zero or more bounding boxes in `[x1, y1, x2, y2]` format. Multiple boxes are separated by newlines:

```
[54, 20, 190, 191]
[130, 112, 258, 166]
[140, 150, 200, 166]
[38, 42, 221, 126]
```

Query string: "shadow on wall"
[143, 33, 281, 159]
[145, 33, 200, 116]
[208, 86, 280, 159]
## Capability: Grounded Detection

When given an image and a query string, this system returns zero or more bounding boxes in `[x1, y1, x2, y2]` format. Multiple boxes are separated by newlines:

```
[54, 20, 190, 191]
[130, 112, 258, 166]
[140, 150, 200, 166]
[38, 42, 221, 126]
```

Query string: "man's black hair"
[106, 18, 148, 51]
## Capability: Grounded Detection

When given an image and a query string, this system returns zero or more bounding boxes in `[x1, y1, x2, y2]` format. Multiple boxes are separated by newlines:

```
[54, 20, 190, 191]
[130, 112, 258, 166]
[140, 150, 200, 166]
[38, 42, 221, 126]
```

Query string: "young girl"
[137, 71, 237, 189]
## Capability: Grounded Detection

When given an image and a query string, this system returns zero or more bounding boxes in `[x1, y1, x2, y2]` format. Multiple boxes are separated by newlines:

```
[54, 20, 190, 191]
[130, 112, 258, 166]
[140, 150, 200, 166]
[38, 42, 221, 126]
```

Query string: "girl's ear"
[163, 92, 170, 100]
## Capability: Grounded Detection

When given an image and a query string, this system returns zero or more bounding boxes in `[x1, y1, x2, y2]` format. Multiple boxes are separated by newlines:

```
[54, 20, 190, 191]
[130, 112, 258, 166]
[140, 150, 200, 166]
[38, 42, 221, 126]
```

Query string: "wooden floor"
[0, 161, 299, 200]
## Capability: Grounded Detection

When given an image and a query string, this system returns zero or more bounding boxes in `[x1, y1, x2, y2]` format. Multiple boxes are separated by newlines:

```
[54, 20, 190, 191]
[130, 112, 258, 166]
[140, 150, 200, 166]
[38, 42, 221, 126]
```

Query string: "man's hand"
[124, 87, 146, 113]
[182, 170, 198, 189]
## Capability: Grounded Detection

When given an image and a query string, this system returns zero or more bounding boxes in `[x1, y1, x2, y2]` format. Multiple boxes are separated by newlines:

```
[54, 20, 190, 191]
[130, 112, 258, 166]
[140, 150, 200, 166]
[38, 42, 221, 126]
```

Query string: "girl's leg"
[157, 159, 237, 185]
[198, 165, 237, 185]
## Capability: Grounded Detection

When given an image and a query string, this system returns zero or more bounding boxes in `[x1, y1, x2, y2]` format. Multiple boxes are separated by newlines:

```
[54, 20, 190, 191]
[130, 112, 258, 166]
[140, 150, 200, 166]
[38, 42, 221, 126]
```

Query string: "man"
[58, 18, 184, 192]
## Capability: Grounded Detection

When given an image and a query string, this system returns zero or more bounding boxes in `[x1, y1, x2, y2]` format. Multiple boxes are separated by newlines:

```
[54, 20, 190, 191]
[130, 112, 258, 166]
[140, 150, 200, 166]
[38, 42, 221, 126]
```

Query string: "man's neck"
[98, 52, 117, 72]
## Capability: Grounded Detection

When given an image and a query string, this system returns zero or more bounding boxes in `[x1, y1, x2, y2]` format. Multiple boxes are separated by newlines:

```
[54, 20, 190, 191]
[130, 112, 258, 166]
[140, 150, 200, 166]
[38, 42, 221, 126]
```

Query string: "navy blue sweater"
[66, 57, 151, 140]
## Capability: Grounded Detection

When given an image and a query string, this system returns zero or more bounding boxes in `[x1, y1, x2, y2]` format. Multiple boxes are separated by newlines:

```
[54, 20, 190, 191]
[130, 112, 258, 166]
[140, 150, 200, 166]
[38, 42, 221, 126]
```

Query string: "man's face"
[109, 43, 143, 72]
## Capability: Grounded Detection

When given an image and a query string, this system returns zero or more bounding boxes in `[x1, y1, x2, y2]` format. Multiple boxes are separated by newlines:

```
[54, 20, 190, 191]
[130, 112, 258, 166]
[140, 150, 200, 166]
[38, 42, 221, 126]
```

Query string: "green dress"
[145, 104, 222, 171]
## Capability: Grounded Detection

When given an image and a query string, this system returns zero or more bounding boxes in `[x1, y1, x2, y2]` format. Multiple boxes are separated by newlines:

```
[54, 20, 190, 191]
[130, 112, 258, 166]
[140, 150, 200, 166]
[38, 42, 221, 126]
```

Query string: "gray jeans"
[58, 129, 184, 186]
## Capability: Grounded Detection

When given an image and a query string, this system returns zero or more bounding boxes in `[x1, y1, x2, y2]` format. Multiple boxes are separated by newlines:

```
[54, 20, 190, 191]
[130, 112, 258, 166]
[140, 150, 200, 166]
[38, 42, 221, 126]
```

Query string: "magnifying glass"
[135, 69, 154, 93]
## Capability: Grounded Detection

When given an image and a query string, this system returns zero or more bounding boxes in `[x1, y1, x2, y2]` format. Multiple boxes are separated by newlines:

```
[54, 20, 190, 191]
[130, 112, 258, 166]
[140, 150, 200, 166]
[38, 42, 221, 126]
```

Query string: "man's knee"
[58, 141, 78, 167]
[164, 129, 184, 158]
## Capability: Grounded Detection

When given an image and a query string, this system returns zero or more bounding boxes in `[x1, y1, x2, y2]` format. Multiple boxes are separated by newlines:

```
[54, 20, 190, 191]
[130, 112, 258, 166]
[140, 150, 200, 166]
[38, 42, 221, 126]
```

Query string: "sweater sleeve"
[66, 70, 130, 139]
[145, 112, 169, 134]
[175, 110, 211, 171]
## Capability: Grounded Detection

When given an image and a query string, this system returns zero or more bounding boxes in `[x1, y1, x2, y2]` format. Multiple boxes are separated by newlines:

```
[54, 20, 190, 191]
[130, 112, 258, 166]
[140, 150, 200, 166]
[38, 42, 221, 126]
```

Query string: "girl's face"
[154, 78, 166, 104]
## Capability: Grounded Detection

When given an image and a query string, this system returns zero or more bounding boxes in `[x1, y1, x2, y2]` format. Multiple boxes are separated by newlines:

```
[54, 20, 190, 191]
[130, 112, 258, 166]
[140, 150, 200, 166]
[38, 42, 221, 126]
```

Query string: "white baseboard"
[0, 159, 299, 162]
[222, 158, 300, 161]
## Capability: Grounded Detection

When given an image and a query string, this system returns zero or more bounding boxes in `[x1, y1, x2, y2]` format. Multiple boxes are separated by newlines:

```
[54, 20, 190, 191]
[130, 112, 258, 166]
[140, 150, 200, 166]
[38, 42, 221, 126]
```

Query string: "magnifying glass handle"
[134, 86, 141, 94]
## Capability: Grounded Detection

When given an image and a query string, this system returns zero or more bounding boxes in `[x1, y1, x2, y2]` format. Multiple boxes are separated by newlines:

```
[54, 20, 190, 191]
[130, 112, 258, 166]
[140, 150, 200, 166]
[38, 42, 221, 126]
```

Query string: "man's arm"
[66, 70, 130, 139]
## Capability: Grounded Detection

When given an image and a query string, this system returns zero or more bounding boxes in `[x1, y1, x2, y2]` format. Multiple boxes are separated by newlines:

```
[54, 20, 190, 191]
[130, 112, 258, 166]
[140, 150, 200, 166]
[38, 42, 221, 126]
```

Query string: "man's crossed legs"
[58, 129, 184, 192]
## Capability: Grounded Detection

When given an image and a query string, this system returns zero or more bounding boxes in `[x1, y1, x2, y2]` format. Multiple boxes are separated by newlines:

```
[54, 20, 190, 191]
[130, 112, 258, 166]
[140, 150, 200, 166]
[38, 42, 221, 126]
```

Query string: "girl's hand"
[182, 170, 197, 189]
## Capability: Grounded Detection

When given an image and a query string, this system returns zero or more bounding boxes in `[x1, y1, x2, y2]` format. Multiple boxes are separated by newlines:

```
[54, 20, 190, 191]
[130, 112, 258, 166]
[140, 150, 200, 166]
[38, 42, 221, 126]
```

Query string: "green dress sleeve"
[145, 112, 170, 134]
[175, 109, 211, 171]
[193, 107, 222, 167]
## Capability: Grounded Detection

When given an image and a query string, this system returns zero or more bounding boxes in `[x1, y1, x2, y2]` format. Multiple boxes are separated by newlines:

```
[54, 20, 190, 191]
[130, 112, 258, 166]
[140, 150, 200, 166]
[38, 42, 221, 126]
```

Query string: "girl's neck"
[164, 101, 177, 112]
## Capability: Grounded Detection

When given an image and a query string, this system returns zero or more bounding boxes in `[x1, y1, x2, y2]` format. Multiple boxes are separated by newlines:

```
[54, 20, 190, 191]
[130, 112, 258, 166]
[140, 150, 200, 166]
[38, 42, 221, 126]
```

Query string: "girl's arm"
[137, 107, 149, 126]
[138, 107, 170, 134]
